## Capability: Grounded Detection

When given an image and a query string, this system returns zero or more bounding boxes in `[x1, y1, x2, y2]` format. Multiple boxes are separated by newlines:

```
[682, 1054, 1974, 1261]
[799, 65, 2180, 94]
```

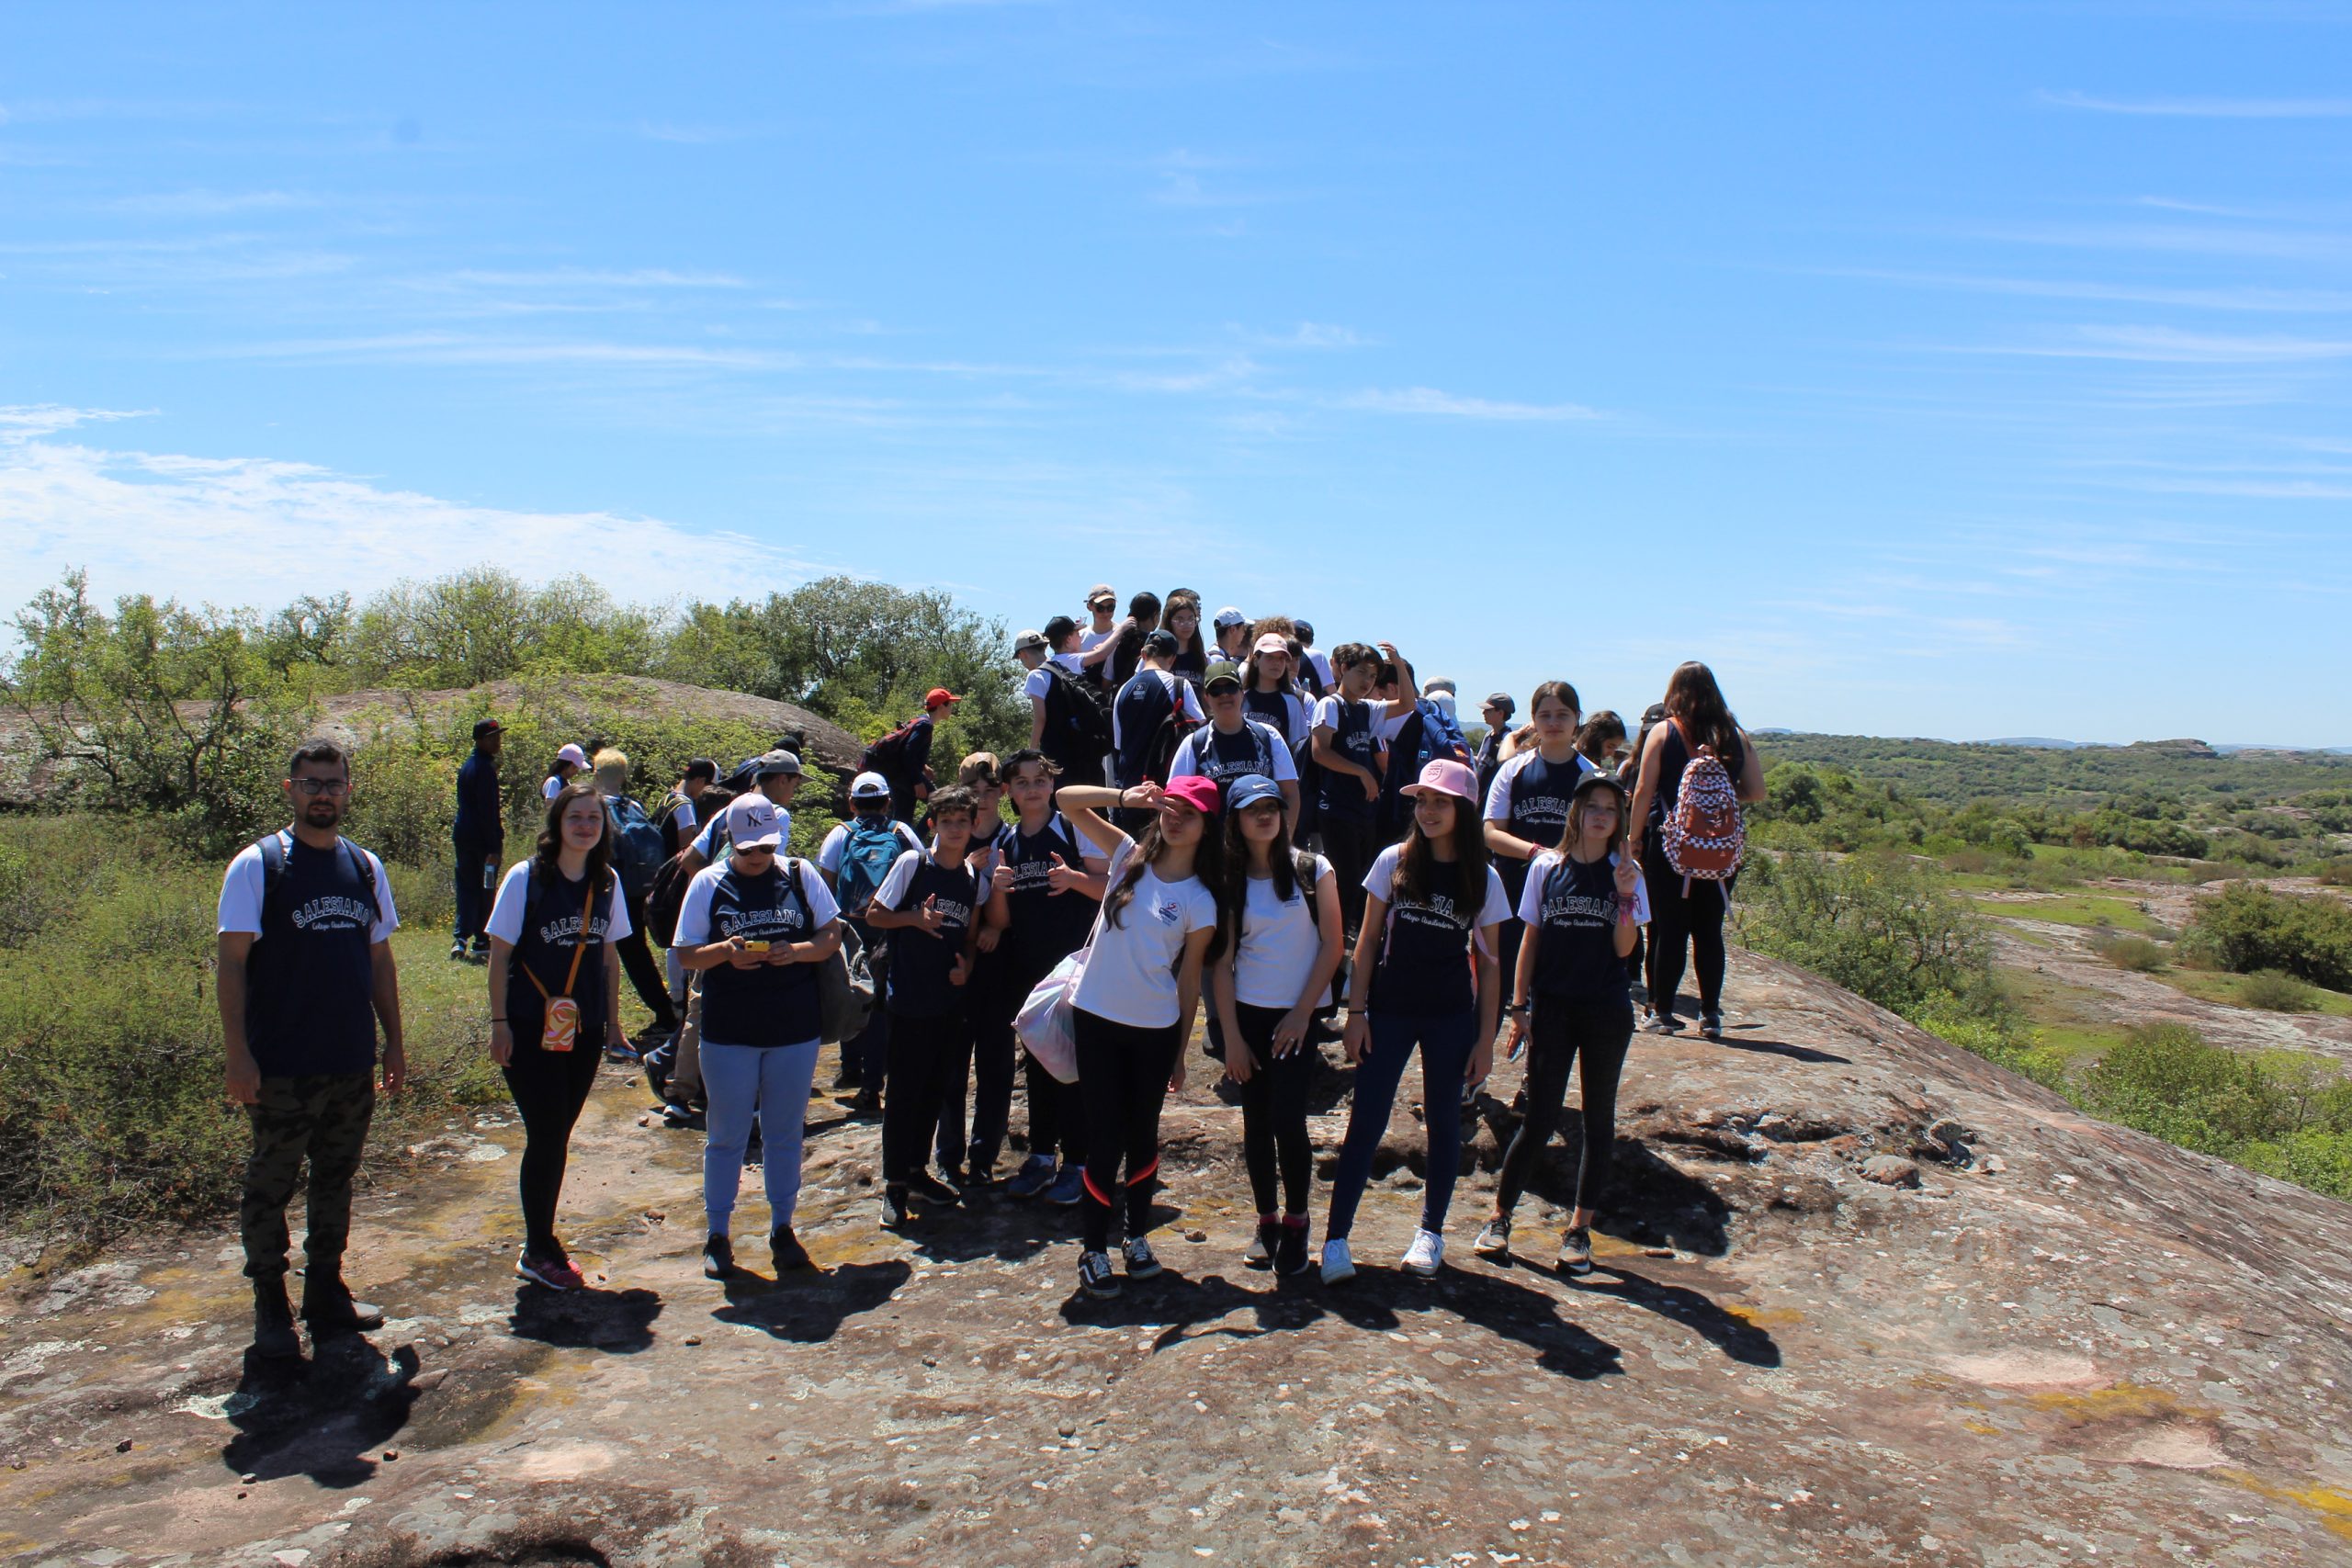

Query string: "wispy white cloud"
[1338, 387, 1601, 422]
[1240, 321, 1367, 349]
[2041, 89, 2352, 118]
[1825, 267, 2352, 313]
[1952, 324, 2352, 363]
[0, 404, 153, 445]
[0, 410, 808, 608]
[1965, 221, 2350, 260]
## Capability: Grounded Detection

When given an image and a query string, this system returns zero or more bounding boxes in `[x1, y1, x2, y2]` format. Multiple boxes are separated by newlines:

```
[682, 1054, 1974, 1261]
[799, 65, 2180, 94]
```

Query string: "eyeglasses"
[738, 844, 776, 856]
[289, 777, 349, 796]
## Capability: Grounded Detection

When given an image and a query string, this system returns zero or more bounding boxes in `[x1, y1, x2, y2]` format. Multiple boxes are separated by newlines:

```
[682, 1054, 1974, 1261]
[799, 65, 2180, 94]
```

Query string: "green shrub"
[2317, 859, 2352, 887]
[1734, 851, 1996, 1016]
[2239, 969, 2319, 1013]
[2097, 934, 2167, 973]
[2180, 882, 2352, 989]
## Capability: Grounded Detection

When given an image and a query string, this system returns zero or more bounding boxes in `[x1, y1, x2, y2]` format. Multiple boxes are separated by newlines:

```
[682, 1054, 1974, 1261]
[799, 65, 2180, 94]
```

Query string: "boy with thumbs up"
[986, 750, 1111, 1202]
[865, 784, 983, 1226]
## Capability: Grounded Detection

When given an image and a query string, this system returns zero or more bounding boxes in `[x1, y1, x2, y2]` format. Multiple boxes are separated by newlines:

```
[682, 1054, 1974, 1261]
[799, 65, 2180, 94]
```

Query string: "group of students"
[214, 592, 1764, 1358]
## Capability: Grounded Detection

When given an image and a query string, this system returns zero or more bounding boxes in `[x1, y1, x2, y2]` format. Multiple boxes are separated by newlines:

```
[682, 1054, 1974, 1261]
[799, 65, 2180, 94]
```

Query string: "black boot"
[300, 1269, 385, 1337]
[252, 1277, 300, 1359]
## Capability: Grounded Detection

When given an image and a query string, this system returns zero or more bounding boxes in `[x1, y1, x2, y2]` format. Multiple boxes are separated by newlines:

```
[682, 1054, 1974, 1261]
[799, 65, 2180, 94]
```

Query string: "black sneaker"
[1274, 1220, 1312, 1277]
[448, 940, 467, 962]
[879, 1187, 910, 1229]
[702, 1233, 735, 1279]
[1645, 1011, 1684, 1035]
[1244, 1219, 1279, 1269]
[1122, 1235, 1162, 1279]
[831, 1067, 863, 1091]
[769, 1227, 814, 1273]
[1078, 1249, 1120, 1300]
[905, 1169, 963, 1208]
[1700, 1010, 1724, 1041]
[252, 1278, 300, 1359]
[850, 1087, 882, 1120]
[661, 1102, 705, 1131]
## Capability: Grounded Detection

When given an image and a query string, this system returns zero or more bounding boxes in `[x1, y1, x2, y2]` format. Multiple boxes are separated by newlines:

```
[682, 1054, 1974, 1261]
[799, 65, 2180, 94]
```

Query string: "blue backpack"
[605, 795, 668, 900]
[836, 816, 906, 916]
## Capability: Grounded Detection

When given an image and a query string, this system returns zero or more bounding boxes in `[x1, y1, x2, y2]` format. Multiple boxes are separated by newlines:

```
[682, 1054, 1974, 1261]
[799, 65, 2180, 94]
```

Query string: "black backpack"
[862, 714, 925, 776]
[1040, 660, 1114, 758]
[1143, 705, 1203, 788]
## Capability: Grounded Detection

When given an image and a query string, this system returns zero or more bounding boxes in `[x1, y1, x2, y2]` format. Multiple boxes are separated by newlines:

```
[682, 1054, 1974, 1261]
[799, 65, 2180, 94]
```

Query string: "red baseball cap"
[925, 688, 960, 710]
[1161, 775, 1223, 816]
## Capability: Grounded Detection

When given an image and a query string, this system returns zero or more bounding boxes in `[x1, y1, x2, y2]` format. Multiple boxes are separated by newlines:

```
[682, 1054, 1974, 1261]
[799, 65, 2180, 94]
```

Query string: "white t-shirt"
[1304, 649, 1334, 689]
[666, 798, 697, 838]
[1374, 706, 1413, 747]
[1363, 842, 1512, 949]
[1079, 627, 1115, 656]
[486, 860, 632, 945]
[1233, 853, 1334, 1009]
[1517, 849, 1651, 927]
[1169, 719, 1299, 783]
[695, 805, 790, 862]
[1110, 670, 1204, 754]
[672, 857, 840, 947]
[816, 818, 922, 874]
[541, 775, 566, 800]
[1072, 839, 1220, 1029]
[217, 837, 400, 942]
[1482, 748, 1599, 824]
[1255, 689, 1311, 746]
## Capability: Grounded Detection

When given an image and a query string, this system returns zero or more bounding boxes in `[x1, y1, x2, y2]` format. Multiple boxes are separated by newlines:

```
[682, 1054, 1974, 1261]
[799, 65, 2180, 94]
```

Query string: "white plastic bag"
[1014, 947, 1086, 1084]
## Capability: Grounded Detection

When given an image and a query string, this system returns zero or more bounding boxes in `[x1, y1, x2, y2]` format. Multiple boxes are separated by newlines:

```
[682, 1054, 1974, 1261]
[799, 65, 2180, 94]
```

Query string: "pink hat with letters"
[1400, 758, 1479, 803]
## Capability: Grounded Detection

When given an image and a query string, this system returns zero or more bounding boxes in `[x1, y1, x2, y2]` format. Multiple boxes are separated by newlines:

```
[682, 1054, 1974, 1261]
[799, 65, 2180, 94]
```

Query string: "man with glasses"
[215, 739, 403, 1359]
[1169, 660, 1301, 831]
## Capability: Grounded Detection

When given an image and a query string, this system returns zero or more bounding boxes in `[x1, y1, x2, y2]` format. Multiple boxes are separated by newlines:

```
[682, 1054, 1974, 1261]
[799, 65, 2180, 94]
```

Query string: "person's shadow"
[220, 1335, 422, 1487]
[507, 1284, 663, 1353]
[712, 1260, 910, 1343]
[1577, 1262, 1782, 1367]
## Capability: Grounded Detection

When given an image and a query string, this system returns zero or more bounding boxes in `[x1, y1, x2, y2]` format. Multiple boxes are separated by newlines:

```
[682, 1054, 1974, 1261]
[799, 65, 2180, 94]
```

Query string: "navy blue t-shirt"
[243, 834, 386, 1077]
[877, 850, 978, 1018]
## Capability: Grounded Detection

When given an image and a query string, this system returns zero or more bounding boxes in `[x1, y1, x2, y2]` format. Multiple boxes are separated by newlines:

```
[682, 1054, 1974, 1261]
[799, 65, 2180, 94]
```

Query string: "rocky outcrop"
[6, 953, 2352, 1564]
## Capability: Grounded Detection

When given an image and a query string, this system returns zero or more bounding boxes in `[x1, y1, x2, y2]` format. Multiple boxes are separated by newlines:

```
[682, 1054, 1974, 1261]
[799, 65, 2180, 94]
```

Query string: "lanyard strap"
[524, 875, 599, 1001]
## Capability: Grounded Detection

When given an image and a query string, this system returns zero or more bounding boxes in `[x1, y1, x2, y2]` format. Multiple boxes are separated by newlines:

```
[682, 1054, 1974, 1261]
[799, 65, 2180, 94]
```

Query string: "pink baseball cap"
[1160, 775, 1223, 816]
[1400, 758, 1478, 803]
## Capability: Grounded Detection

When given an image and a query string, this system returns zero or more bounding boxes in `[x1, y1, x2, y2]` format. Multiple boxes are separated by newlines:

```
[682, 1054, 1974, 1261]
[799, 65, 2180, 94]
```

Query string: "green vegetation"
[2, 568, 1027, 857]
[1735, 850, 2352, 1199]
[2178, 883, 2352, 990]
[2094, 933, 2167, 974]
[2237, 970, 2321, 1014]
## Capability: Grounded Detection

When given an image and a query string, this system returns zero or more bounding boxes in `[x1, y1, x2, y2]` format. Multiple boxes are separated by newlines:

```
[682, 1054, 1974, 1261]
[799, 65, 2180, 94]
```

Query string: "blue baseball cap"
[1227, 773, 1283, 813]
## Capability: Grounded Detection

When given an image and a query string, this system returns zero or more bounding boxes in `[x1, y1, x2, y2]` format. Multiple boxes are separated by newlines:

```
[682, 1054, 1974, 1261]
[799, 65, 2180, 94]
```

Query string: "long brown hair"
[1391, 791, 1489, 913]
[1213, 797, 1302, 961]
[534, 782, 615, 894]
[1563, 774, 1631, 862]
[1102, 808, 1226, 931]
[1664, 661, 1739, 757]
[1575, 710, 1626, 767]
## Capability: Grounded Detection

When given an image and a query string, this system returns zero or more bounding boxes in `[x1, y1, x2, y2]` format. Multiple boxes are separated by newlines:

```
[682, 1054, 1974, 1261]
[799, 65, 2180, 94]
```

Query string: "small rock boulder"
[1860, 1155, 1922, 1189]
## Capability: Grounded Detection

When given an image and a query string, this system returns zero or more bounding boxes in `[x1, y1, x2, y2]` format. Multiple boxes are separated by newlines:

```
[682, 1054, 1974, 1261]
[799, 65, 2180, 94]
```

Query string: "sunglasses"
[737, 844, 777, 858]
[289, 777, 349, 796]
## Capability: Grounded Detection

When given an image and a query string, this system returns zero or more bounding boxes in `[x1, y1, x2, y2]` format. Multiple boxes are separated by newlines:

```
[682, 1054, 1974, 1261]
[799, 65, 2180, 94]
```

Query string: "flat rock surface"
[6, 954, 2352, 1565]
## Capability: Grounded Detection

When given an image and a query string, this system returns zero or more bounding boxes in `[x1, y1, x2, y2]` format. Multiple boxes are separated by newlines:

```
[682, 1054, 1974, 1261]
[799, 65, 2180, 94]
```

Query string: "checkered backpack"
[1661, 718, 1745, 891]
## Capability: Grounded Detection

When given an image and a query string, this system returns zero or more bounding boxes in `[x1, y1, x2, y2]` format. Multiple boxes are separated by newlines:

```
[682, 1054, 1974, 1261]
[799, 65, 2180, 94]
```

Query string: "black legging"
[615, 889, 678, 1032]
[1494, 995, 1635, 1218]
[1318, 817, 1374, 941]
[1073, 1007, 1182, 1251]
[936, 961, 1019, 1171]
[1231, 1001, 1315, 1217]
[1644, 844, 1730, 1019]
[503, 1042, 603, 1259]
[1006, 948, 1084, 1165]
[883, 1010, 963, 1185]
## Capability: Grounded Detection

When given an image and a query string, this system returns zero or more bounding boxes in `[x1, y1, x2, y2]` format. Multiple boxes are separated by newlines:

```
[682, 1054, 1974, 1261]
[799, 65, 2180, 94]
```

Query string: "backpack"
[862, 715, 925, 777]
[1661, 719, 1746, 888]
[836, 816, 908, 916]
[786, 859, 874, 1044]
[650, 788, 693, 859]
[605, 795, 667, 901]
[1143, 705, 1204, 788]
[1039, 660, 1114, 759]
[257, 830, 382, 931]
[1113, 671, 1179, 786]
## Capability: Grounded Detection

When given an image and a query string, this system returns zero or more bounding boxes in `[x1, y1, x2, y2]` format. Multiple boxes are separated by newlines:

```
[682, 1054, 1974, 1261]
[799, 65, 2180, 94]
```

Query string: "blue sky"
[3, 3, 2347, 744]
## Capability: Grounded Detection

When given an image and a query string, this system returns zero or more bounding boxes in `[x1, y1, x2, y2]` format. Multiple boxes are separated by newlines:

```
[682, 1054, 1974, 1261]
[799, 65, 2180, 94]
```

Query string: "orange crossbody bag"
[524, 877, 599, 1052]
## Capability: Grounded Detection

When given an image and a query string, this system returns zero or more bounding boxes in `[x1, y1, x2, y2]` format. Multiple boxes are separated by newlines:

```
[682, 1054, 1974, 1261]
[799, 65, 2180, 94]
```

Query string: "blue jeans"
[1325, 1009, 1477, 1242]
[702, 1039, 820, 1235]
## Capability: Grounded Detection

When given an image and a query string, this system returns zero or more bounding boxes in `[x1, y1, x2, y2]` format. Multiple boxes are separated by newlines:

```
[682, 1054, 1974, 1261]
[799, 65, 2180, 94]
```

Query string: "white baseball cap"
[849, 771, 891, 800]
[723, 794, 786, 851]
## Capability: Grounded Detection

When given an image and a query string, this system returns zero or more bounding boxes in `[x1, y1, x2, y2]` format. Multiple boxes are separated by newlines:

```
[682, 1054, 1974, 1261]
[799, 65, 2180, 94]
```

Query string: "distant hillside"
[1759, 731, 2352, 811]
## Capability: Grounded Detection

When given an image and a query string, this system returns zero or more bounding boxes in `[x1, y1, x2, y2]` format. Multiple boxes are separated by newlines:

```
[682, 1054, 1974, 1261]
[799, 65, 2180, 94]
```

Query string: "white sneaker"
[1319, 1236, 1355, 1286]
[1402, 1228, 1444, 1278]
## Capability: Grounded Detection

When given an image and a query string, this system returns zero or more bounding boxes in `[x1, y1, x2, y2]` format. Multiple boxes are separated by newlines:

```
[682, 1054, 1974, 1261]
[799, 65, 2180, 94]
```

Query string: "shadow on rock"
[712, 1259, 910, 1342]
[507, 1284, 662, 1353]
[1579, 1263, 1782, 1368]
[220, 1336, 421, 1487]
[1430, 1268, 1625, 1381]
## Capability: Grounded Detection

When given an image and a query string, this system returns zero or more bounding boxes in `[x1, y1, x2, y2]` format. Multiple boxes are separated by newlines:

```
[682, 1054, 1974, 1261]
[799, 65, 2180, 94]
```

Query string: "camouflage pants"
[240, 1071, 376, 1281]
